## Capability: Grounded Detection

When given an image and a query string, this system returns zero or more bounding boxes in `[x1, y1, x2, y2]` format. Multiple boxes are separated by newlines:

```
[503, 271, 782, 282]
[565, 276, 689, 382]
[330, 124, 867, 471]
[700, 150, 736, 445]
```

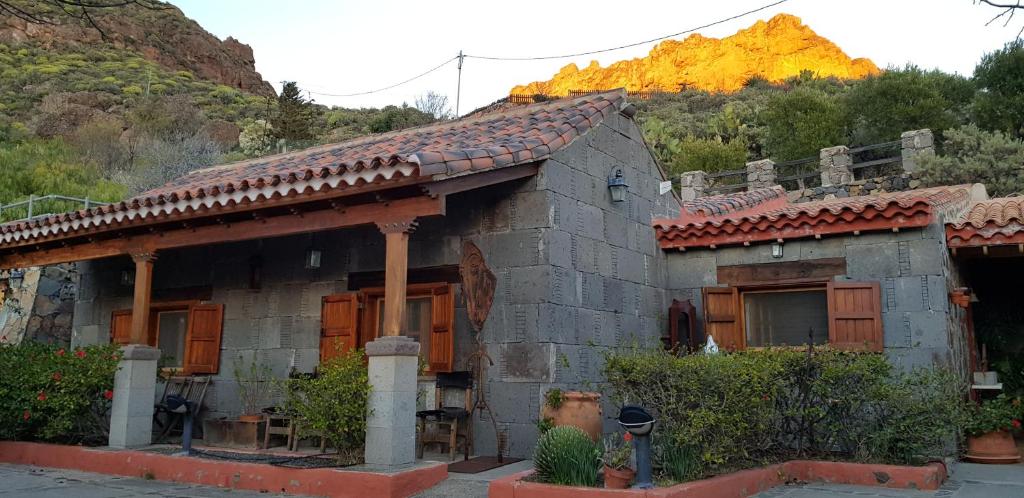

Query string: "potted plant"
[964, 395, 1023, 464]
[602, 433, 635, 489]
[540, 387, 603, 441]
[234, 355, 274, 423]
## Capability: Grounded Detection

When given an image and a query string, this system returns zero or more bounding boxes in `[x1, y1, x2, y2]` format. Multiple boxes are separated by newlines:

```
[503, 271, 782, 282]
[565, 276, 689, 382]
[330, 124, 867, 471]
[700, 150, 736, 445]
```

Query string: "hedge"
[603, 347, 966, 480]
[0, 342, 120, 445]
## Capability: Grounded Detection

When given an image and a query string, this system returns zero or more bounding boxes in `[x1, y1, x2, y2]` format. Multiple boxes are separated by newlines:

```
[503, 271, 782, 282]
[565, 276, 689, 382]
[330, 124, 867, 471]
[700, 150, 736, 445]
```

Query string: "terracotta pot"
[965, 430, 1021, 464]
[603, 465, 635, 489]
[540, 391, 602, 441]
[238, 414, 263, 423]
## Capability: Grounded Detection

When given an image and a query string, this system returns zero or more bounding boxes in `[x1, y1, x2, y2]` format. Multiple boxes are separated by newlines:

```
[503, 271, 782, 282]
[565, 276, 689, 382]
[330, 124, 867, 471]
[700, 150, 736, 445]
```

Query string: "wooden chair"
[263, 413, 296, 450]
[154, 376, 211, 442]
[416, 371, 473, 461]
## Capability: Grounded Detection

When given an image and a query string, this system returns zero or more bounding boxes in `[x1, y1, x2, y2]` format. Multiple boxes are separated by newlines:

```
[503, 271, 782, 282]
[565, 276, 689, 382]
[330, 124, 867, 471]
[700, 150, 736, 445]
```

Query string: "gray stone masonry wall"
[746, 159, 776, 190]
[679, 171, 709, 201]
[664, 222, 969, 376]
[819, 145, 854, 186]
[790, 172, 923, 203]
[901, 129, 935, 173]
[71, 110, 680, 459]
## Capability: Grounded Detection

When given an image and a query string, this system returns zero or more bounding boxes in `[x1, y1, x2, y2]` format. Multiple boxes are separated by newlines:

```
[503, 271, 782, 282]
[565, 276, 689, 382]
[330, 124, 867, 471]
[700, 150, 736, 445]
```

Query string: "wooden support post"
[378, 220, 417, 338]
[129, 252, 156, 345]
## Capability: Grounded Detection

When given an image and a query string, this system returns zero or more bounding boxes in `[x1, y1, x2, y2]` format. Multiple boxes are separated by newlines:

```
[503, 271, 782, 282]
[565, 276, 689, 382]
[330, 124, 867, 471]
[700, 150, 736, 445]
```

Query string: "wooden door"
[321, 293, 360, 362]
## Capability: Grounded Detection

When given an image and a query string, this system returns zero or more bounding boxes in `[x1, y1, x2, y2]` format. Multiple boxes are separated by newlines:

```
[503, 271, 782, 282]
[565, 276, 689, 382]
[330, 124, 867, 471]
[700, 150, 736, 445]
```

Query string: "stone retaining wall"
[789, 172, 924, 203]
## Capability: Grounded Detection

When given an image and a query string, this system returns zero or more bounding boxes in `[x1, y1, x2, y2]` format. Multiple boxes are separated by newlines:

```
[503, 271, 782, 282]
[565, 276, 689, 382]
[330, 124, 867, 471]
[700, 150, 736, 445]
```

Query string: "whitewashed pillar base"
[108, 345, 160, 449]
[364, 336, 420, 468]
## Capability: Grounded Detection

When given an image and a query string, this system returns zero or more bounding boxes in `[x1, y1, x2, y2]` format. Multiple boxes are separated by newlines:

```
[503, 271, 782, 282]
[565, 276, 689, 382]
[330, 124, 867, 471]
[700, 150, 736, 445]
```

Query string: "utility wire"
[464, 0, 790, 61]
[304, 0, 789, 98]
[308, 55, 459, 97]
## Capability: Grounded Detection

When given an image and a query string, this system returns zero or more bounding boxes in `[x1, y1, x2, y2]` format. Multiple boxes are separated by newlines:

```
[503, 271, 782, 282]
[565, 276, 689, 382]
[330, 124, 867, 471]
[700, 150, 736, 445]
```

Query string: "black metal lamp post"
[165, 394, 194, 456]
[617, 405, 656, 489]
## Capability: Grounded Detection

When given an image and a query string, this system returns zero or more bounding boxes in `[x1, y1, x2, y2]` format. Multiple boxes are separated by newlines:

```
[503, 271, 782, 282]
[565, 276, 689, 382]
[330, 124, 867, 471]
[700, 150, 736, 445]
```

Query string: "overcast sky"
[172, 0, 1023, 114]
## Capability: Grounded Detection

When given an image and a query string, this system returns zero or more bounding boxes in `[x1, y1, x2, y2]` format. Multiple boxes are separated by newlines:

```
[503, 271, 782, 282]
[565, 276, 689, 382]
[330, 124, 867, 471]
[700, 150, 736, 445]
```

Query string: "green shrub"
[0, 342, 121, 444]
[533, 426, 601, 486]
[918, 124, 1024, 197]
[604, 347, 966, 479]
[280, 349, 370, 460]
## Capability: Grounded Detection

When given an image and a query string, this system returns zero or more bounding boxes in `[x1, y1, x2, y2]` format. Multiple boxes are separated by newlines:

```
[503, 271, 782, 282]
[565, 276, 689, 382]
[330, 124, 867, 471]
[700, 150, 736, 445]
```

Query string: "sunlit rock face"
[510, 14, 879, 95]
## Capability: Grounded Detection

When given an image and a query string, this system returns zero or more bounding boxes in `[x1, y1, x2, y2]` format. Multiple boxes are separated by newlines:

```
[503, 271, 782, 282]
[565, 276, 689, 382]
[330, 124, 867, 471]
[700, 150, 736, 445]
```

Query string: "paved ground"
[0, 460, 1020, 498]
[0, 463, 284, 497]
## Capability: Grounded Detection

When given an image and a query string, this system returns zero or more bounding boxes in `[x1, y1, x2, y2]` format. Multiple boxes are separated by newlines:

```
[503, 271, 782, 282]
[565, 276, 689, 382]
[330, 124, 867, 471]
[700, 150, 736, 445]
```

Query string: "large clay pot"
[965, 430, 1021, 464]
[540, 391, 602, 441]
[604, 465, 635, 489]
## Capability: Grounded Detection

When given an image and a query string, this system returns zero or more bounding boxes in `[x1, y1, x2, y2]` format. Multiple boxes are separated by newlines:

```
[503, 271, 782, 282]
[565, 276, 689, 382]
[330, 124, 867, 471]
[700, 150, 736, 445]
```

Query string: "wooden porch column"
[129, 252, 156, 345]
[377, 220, 417, 338]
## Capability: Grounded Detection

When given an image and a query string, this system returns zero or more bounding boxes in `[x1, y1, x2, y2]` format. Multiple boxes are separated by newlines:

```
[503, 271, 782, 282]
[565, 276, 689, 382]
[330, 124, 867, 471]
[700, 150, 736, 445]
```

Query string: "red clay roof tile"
[0, 90, 627, 246]
[655, 185, 979, 250]
[946, 196, 1024, 248]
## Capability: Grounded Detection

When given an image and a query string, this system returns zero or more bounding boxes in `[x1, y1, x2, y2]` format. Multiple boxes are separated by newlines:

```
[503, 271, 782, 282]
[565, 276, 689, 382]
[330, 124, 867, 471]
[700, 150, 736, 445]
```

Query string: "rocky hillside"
[0, 1, 274, 97]
[512, 14, 879, 95]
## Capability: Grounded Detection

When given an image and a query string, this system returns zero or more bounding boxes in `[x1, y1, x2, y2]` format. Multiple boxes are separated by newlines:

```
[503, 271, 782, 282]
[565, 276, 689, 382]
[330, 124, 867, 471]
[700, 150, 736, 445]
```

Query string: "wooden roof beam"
[0, 195, 445, 270]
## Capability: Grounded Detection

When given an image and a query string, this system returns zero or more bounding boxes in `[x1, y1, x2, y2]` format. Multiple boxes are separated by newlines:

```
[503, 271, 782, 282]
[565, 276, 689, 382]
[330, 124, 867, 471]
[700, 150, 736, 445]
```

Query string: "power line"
[307, 55, 459, 98]
[464, 0, 790, 61]
[303, 0, 789, 100]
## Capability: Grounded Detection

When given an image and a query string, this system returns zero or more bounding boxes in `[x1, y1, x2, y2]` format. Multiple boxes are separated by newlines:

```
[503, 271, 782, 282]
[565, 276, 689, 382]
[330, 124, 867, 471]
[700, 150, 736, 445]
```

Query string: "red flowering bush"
[964, 395, 1024, 437]
[0, 342, 120, 444]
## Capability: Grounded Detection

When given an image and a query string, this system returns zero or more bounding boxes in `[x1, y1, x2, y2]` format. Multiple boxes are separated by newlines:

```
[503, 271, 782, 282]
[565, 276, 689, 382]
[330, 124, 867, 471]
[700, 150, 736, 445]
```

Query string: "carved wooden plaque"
[459, 241, 496, 333]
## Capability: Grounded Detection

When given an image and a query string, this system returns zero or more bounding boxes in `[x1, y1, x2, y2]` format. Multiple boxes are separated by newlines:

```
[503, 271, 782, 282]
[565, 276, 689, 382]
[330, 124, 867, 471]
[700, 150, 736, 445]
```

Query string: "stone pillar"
[108, 344, 160, 448]
[900, 129, 934, 173]
[819, 145, 853, 186]
[679, 171, 709, 201]
[364, 336, 420, 468]
[745, 159, 776, 190]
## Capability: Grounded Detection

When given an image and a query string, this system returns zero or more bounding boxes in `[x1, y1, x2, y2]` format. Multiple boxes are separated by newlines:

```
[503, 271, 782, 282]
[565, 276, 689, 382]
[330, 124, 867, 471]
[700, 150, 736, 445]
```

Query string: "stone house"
[0, 90, 677, 458]
[0, 90, 1005, 458]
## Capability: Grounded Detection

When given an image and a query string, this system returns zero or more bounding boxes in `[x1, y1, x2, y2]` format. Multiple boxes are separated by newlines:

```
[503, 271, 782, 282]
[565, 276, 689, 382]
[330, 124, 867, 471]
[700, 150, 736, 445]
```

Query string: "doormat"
[448, 456, 523, 474]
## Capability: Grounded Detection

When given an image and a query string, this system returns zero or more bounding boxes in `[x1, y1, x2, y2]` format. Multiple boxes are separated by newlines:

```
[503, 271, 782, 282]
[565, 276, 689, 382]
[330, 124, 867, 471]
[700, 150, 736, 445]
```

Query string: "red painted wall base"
[0, 441, 447, 498]
[490, 459, 947, 498]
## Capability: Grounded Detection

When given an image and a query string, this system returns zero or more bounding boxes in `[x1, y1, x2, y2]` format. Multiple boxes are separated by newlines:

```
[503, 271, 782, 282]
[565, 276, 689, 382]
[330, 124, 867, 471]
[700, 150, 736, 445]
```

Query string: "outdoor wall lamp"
[9, 269, 23, 289]
[608, 168, 628, 203]
[304, 248, 323, 270]
[771, 243, 784, 259]
[120, 269, 134, 287]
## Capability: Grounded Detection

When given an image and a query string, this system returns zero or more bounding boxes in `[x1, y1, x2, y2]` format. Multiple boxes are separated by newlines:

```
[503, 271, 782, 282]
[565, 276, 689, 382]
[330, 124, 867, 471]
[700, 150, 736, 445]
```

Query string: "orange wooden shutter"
[321, 293, 360, 362]
[827, 281, 883, 352]
[702, 287, 743, 351]
[110, 310, 133, 345]
[428, 284, 455, 372]
[183, 304, 224, 374]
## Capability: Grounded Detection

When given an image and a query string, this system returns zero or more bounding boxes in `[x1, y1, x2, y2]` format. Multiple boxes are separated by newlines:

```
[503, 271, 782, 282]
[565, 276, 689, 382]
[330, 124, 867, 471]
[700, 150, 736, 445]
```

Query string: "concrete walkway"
[413, 459, 532, 498]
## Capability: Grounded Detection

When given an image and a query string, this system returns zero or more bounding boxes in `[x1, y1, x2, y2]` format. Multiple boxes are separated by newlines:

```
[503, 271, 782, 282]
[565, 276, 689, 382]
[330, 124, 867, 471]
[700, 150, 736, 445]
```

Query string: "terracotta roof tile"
[946, 196, 1024, 248]
[655, 185, 980, 250]
[0, 90, 627, 247]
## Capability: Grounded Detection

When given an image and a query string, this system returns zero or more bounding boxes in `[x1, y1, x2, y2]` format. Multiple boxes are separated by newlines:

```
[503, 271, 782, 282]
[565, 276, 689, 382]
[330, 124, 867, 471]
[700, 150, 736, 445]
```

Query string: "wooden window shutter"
[429, 284, 455, 372]
[183, 304, 224, 374]
[702, 287, 743, 351]
[110, 310, 133, 345]
[321, 293, 360, 363]
[826, 281, 883, 352]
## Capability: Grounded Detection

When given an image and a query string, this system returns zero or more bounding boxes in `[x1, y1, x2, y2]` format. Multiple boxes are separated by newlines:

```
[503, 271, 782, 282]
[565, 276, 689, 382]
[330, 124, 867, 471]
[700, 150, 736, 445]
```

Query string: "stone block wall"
[1, 264, 77, 346]
[789, 172, 924, 203]
[664, 222, 967, 375]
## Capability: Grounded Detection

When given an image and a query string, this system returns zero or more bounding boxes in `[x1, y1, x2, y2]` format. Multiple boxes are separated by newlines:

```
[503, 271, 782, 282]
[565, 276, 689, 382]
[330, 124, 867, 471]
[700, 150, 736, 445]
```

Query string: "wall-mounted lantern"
[771, 243, 784, 259]
[9, 269, 24, 289]
[304, 248, 323, 270]
[120, 269, 134, 287]
[607, 169, 628, 203]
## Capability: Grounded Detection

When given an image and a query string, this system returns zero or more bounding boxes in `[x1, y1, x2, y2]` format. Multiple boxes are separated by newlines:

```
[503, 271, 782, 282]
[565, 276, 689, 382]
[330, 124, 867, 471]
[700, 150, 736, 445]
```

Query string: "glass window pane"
[744, 290, 828, 347]
[375, 296, 434, 367]
[157, 310, 189, 367]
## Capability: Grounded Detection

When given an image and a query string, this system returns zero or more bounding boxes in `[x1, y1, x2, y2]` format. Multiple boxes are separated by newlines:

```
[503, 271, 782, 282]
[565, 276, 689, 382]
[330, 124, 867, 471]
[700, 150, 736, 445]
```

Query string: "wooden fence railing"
[0, 195, 95, 223]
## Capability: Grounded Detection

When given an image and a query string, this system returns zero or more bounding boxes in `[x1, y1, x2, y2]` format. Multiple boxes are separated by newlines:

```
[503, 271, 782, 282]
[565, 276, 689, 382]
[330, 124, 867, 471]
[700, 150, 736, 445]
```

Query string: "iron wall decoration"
[459, 240, 497, 334]
[458, 240, 503, 461]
